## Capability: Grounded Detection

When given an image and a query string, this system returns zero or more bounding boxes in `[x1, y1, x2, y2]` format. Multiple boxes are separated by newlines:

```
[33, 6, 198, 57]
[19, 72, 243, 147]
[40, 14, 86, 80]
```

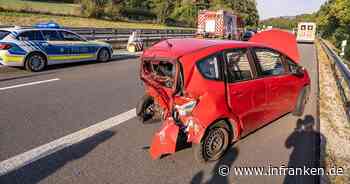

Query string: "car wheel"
[97, 48, 110, 62]
[293, 86, 310, 116]
[25, 53, 46, 72]
[136, 95, 156, 124]
[193, 121, 231, 163]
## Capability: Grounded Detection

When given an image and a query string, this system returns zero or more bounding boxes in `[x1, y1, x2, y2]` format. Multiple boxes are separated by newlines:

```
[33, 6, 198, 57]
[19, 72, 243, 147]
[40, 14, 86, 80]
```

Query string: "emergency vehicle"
[297, 22, 316, 43]
[0, 22, 113, 72]
[197, 10, 244, 40]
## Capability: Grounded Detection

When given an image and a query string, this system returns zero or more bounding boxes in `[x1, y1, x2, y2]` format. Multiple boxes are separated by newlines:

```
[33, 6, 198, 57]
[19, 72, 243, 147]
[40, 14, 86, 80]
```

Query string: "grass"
[0, 11, 190, 29]
[0, 0, 79, 16]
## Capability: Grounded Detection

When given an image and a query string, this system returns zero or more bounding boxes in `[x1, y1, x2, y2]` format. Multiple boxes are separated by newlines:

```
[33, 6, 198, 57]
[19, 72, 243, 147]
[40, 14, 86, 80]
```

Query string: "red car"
[137, 29, 310, 162]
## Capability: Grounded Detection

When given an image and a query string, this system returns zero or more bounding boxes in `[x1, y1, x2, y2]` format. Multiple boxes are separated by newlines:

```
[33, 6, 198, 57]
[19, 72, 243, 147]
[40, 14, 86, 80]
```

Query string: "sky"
[256, 0, 327, 20]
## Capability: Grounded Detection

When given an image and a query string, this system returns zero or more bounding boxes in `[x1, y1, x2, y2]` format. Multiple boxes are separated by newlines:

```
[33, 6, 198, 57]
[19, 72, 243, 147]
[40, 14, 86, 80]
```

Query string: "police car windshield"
[0, 30, 10, 40]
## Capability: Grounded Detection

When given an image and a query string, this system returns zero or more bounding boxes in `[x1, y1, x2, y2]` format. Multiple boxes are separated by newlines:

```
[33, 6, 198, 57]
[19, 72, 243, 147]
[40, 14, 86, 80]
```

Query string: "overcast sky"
[256, 0, 327, 20]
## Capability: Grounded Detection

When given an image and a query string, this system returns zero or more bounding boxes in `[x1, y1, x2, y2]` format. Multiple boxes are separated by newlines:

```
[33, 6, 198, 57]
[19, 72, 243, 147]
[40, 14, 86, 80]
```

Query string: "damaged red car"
[137, 29, 311, 162]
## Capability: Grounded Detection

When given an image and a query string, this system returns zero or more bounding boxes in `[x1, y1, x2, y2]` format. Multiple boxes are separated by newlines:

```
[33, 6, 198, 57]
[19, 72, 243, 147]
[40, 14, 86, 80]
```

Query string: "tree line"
[316, 0, 350, 59]
[77, 0, 259, 27]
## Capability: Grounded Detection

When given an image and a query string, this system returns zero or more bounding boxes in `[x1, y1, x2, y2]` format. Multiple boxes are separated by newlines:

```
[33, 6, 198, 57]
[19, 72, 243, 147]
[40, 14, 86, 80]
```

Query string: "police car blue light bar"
[34, 22, 61, 29]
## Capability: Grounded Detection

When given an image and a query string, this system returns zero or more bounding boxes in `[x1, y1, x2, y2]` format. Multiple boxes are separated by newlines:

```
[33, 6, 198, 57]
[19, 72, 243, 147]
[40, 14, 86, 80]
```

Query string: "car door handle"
[41, 42, 49, 46]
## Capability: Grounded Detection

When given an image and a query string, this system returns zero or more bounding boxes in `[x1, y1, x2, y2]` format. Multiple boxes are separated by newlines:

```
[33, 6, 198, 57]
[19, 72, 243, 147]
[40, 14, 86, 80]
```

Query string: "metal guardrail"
[0, 25, 196, 49]
[320, 39, 350, 122]
[0, 25, 196, 41]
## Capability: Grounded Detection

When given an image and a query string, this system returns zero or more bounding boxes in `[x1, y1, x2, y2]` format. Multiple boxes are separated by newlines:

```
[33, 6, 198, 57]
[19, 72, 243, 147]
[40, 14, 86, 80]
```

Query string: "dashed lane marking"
[0, 78, 60, 91]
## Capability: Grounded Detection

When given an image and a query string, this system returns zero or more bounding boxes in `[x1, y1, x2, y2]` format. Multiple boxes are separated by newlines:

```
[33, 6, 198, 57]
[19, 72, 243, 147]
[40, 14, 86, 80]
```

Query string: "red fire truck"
[197, 10, 244, 40]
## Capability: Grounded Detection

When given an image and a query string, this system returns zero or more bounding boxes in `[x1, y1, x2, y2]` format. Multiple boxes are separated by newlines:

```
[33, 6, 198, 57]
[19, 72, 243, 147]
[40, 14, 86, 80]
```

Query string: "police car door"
[41, 30, 72, 64]
[59, 30, 94, 61]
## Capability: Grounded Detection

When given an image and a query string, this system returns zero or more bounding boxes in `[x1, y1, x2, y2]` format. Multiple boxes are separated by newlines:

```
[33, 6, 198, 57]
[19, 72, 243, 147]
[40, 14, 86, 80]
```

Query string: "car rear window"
[143, 60, 176, 88]
[0, 31, 10, 40]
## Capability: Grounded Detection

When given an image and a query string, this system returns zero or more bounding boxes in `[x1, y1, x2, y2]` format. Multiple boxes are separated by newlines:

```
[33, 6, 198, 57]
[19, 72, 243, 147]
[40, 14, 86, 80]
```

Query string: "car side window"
[59, 31, 84, 41]
[225, 49, 253, 82]
[255, 49, 285, 77]
[197, 55, 220, 80]
[286, 57, 299, 73]
[41, 30, 61, 41]
[17, 31, 44, 41]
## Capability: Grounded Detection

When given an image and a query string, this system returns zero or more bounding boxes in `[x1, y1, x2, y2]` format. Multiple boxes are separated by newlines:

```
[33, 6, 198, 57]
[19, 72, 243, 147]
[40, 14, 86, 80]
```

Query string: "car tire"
[25, 52, 47, 72]
[193, 120, 231, 163]
[97, 48, 110, 62]
[136, 95, 156, 124]
[293, 86, 310, 117]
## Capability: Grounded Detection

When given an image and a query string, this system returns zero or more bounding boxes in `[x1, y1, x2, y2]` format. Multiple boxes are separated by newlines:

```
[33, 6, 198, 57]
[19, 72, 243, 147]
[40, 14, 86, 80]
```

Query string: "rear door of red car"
[223, 48, 268, 134]
[252, 48, 294, 122]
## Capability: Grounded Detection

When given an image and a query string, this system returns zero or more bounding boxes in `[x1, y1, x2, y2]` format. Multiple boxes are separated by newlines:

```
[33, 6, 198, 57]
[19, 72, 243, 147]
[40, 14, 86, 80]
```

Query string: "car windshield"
[0, 30, 10, 40]
[143, 60, 176, 88]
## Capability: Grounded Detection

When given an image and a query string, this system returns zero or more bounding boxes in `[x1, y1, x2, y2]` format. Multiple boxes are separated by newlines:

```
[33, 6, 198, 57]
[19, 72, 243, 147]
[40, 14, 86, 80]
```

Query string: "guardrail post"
[91, 29, 95, 40]
[114, 29, 118, 40]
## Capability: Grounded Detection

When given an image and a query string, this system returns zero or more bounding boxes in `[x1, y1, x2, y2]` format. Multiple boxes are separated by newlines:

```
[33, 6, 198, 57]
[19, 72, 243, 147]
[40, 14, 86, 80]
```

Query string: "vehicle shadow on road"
[191, 147, 239, 184]
[0, 130, 115, 184]
[283, 115, 326, 184]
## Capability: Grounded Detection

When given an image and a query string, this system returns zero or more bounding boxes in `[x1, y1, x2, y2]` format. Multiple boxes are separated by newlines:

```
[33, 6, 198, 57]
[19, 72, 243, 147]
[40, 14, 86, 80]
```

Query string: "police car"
[0, 22, 113, 72]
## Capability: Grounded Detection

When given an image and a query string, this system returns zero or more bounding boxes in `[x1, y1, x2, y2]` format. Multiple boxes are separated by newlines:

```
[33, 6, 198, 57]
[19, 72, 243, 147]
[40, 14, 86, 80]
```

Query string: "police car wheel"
[97, 48, 110, 62]
[25, 53, 46, 72]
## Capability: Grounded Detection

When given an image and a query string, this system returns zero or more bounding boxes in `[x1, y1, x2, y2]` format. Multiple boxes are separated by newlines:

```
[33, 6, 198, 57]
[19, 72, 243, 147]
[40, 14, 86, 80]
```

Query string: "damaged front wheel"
[136, 95, 162, 124]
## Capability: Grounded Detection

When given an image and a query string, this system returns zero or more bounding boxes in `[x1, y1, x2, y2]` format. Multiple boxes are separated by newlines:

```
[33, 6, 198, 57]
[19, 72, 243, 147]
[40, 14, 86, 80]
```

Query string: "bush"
[27, 0, 77, 3]
[80, 0, 108, 18]
[345, 40, 350, 60]
[120, 8, 156, 21]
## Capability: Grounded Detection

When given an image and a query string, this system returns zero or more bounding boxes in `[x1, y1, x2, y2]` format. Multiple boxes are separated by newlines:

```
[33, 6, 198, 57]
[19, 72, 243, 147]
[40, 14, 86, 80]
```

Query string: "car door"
[253, 48, 292, 122]
[223, 48, 268, 134]
[41, 30, 71, 64]
[58, 30, 95, 61]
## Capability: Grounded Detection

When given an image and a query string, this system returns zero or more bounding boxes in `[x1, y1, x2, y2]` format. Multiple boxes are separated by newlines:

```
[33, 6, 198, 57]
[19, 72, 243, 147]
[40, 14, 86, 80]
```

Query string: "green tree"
[80, 0, 109, 18]
[150, 0, 174, 24]
[170, 0, 198, 26]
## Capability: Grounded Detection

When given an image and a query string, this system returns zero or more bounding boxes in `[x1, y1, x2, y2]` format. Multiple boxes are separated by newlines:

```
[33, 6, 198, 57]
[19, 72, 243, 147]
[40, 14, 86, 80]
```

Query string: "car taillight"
[0, 43, 12, 50]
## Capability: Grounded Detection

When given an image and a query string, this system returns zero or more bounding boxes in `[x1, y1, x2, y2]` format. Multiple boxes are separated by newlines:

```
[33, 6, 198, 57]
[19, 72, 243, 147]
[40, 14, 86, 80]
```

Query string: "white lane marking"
[0, 108, 136, 176]
[0, 78, 60, 91]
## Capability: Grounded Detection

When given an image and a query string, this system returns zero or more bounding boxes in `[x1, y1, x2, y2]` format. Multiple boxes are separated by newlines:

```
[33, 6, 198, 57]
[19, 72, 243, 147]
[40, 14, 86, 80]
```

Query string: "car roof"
[143, 38, 266, 60]
[0, 27, 71, 34]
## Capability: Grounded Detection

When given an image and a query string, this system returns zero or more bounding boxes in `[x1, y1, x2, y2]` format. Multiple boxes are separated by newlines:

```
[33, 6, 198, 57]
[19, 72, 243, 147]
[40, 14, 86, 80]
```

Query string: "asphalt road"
[0, 44, 320, 184]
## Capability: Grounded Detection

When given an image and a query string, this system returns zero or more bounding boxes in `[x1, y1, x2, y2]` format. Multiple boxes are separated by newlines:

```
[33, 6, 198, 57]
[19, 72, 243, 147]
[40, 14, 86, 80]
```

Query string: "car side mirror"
[292, 66, 304, 77]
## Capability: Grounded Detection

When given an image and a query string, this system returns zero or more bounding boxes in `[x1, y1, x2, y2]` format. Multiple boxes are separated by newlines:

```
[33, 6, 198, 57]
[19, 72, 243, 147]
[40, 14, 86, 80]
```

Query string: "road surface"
[0, 44, 320, 184]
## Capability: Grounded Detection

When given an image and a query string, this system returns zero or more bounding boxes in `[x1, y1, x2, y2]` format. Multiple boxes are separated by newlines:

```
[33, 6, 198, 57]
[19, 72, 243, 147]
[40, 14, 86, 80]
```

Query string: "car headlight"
[175, 100, 197, 116]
